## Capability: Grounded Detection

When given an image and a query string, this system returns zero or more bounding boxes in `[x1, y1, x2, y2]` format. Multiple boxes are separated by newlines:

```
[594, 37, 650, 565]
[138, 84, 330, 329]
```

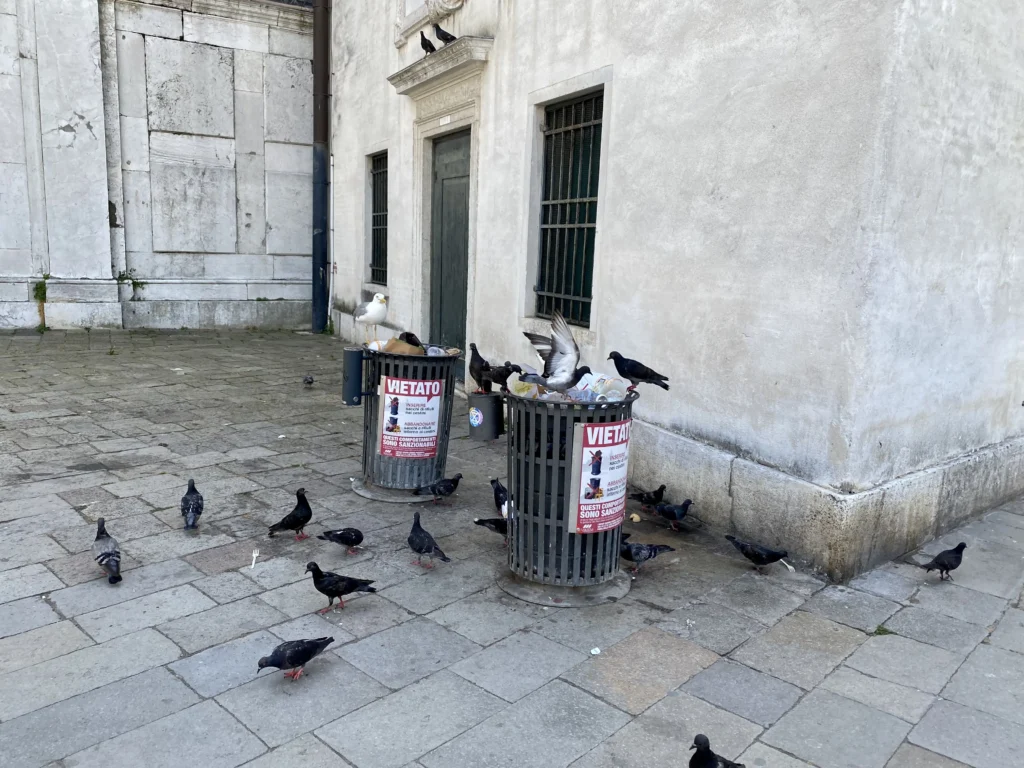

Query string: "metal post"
[311, 0, 330, 332]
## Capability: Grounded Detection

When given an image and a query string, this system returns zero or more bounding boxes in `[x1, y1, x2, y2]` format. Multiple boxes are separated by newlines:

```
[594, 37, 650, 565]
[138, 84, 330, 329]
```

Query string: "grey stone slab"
[913, 536, 1024, 600]
[101, 472, 188, 499]
[738, 743, 816, 768]
[0, 493, 77, 524]
[0, 596, 59, 639]
[533, 597, 662, 653]
[50, 514, 170, 554]
[241, 556, 309, 589]
[259, 576, 378, 618]
[269, 614, 355, 645]
[422, 680, 630, 768]
[146, 37, 234, 137]
[760, 567, 828, 597]
[427, 586, 547, 645]
[707, 573, 806, 626]
[125, 529, 237, 564]
[0, 620, 93, 674]
[0, 535, 66, 571]
[683, 659, 803, 727]
[46, 549, 142, 587]
[194, 571, 264, 603]
[158, 596, 287, 653]
[658, 600, 768, 655]
[317, 671, 506, 768]
[909, 582, 1008, 626]
[339, 617, 481, 690]
[49, 558, 203, 616]
[0, 628, 180, 721]
[377, 557, 499, 615]
[264, 55, 312, 144]
[327, 595, 413, 640]
[151, 162, 237, 254]
[241, 734, 352, 768]
[64, 699, 266, 767]
[802, 584, 901, 632]
[942, 644, 1024, 726]
[989, 606, 1024, 654]
[731, 610, 866, 690]
[0, 668, 199, 768]
[764, 689, 910, 768]
[886, 744, 970, 767]
[76, 496, 155, 522]
[821, 665, 935, 723]
[883, 606, 989, 654]
[217, 657, 387, 748]
[234, 49, 263, 93]
[910, 699, 1024, 768]
[845, 634, 962, 694]
[0, 563, 63, 604]
[170, 630, 280, 698]
[77, 583, 215, 642]
[266, 168, 313, 255]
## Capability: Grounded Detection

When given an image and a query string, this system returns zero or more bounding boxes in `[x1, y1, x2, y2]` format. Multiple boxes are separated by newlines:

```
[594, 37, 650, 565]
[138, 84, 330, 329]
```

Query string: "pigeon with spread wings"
[518, 311, 591, 396]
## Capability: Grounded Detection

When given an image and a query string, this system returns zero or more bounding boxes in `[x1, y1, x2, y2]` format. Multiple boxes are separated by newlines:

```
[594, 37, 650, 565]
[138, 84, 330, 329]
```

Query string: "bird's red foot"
[626, 385, 637, 392]
[411, 559, 422, 566]
[423, 562, 435, 569]
[295, 533, 310, 541]
[347, 548, 358, 555]
[317, 606, 332, 614]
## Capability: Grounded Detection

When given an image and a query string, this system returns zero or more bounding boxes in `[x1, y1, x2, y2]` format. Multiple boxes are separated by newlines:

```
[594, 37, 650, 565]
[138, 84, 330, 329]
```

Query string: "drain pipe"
[311, 0, 331, 332]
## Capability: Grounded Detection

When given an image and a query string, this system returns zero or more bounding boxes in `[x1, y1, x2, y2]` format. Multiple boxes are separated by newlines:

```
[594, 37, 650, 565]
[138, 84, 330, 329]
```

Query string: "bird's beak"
[689, 745, 696, 751]
[606, 355, 612, 360]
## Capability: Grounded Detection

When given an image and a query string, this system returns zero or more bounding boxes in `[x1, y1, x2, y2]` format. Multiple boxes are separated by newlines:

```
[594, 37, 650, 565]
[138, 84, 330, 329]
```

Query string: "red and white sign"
[378, 376, 444, 459]
[567, 418, 631, 534]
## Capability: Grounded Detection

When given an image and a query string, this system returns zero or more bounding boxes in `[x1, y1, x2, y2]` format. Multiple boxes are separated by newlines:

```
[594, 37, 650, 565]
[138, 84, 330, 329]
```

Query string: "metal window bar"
[369, 152, 388, 286]
[535, 92, 603, 326]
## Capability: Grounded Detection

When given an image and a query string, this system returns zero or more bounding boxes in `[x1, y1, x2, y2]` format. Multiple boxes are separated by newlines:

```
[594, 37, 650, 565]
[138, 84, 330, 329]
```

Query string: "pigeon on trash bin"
[469, 343, 492, 394]
[725, 535, 795, 573]
[412, 473, 463, 503]
[629, 484, 667, 507]
[434, 22, 457, 45]
[398, 331, 423, 349]
[487, 361, 523, 394]
[420, 30, 436, 55]
[303, 375, 315, 388]
[654, 500, 699, 531]
[354, 293, 387, 343]
[607, 351, 670, 392]
[305, 561, 376, 613]
[92, 518, 122, 584]
[520, 311, 592, 396]
[258, 637, 334, 681]
[180, 478, 204, 531]
[921, 542, 967, 581]
[689, 734, 745, 768]
[620, 541, 675, 574]
[491, 478, 508, 516]
[317, 527, 364, 554]
[268, 488, 313, 540]
[474, 517, 508, 545]
[409, 511, 450, 568]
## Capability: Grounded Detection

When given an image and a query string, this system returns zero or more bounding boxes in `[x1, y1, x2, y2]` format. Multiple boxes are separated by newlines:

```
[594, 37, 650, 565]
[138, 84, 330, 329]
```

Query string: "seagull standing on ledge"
[355, 293, 387, 344]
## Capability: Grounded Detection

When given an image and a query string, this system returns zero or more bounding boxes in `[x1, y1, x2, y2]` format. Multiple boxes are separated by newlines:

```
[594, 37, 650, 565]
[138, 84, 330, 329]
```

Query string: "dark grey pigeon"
[303, 375, 315, 388]
[629, 484, 666, 507]
[654, 500, 697, 531]
[181, 479, 203, 530]
[92, 518, 122, 584]
[607, 351, 669, 391]
[490, 477, 508, 514]
[725, 535, 794, 572]
[486, 361, 523, 393]
[408, 511, 450, 568]
[305, 561, 376, 613]
[520, 311, 592, 395]
[474, 517, 508, 540]
[268, 488, 312, 540]
[922, 542, 967, 581]
[433, 22, 457, 45]
[412, 473, 462, 504]
[620, 541, 675, 573]
[469, 343, 492, 393]
[689, 734, 745, 768]
[317, 527, 364, 554]
[420, 29, 436, 55]
[257, 637, 334, 681]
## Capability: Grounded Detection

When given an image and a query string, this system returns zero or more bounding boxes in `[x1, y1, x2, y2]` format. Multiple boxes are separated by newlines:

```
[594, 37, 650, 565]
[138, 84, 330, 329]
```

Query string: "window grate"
[535, 91, 603, 327]
[369, 152, 388, 286]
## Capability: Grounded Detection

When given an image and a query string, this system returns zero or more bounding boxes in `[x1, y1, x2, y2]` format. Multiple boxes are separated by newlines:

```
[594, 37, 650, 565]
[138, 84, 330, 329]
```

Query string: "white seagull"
[519, 311, 592, 397]
[355, 293, 387, 343]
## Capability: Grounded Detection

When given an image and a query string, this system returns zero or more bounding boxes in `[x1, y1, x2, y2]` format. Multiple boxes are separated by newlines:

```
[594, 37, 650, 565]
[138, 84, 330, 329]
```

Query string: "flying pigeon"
[654, 500, 698, 531]
[303, 375, 315, 388]
[725, 535, 795, 572]
[408, 511, 450, 568]
[433, 22, 457, 45]
[398, 331, 423, 348]
[490, 478, 508, 516]
[474, 517, 508, 545]
[92, 518, 122, 584]
[258, 637, 334, 681]
[305, 561, 376, 613]
[486, 361, 523, 393]
[629, 484, 667, 507]
[689, 734, 745, 768]
[921, 542, 967, 581]
[354, 292, 387, 343]
[268, 488, 313, 540]
[469, 343, 492, 393]
[620, 541, 675, 573]
[420, 30, 436, 55]
[412, 473, 462, 503]
[519, 311, 592, 395]
[607, 351, 669, 391]
[180, 479, 203, 530]
[317, 527, 364, 554]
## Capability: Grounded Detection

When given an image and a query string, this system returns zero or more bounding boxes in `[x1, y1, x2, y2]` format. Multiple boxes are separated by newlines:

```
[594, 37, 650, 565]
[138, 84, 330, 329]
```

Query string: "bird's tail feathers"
[359, 585, 378, 593]
[435, 548, 451, 563]
[655, 380, 670, 391]
[654, 545, 676, 554]
[518, 373, 545, 386]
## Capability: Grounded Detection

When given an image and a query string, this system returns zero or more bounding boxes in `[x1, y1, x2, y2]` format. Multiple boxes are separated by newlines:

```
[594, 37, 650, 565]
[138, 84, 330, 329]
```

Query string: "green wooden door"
[430, 130, 471, 360]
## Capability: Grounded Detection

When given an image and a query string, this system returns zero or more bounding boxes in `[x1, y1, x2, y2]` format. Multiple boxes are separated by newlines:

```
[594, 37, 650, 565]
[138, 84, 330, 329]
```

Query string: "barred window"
[369, 152, 388, 286]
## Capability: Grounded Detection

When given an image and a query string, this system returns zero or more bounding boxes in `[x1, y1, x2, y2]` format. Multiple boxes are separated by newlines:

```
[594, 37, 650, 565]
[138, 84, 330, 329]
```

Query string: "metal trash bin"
[506, 392, 637, 587]
[360, 346, 461, 490]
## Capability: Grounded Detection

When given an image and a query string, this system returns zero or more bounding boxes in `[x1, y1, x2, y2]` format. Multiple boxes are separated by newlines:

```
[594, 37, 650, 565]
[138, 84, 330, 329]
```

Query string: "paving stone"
[185, 537, 290, 575]
[942, 644, 1024, 726]
[217, 657, 387, 748]
[737, 742, 816, 767]
[76, 496, 155, 522]
[124, 529, 237, 564]
[760, 568, 827, 597]
[913, 537, 1024, 600]
[102, 472, 188, 498]
[532, 598, 663, 653]
[422, 680, 630, 768]
[49, 558, 203, 616]
[988, 606, 1024, 654]
[731, 611, 866, 690]
[260, 576, 379, 618]
[570, 689, 761, 768]
[169, 630, 281, 698]
[703, 573, 807, 625]
[821, 665, 935, 723]
[883, 606, 989, 654]
[427, 586, 547, 645]
[909, 582, 1007, 626]
[910, 699, 1024, 768]
[658, 600, 767, 655]
[886, 743, 970, 768]
[0, 668, 199, 768]
[0, 535, 67, 571]
[0, 620, 94, 674]
[763, 689, 910, 768]
[0, 596, 59, 639]
[50, 514, 170, 553]
[317, 670, 507, 768]
[0, 493, 79, 524]
[325, 595, 413, 640]
[158, 596, 288, 653]
[378, 557, 499, 615]
[269, 614, 355, 645]
[193, 571, 264, 603]
[0, 628, 181, 721]
[77, 583, 216, 642]
[241, 734, 352, 768]
[682, 659, 803, 726]
[64, 699, 266, 767]
[845, 634, 962, 694]
[0, 563, 63, 604]
[241, 555, 310, 589]
[46, 549, 142, 586]
[802, 584, 901, 632]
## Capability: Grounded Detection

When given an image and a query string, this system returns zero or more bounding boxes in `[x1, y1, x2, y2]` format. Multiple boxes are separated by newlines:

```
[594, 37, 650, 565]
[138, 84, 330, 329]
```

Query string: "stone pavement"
[0, 329, 1022, 768]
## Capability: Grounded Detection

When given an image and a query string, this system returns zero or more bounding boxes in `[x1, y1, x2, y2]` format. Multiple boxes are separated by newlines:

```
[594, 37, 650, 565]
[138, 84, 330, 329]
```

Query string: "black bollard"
[468, 392, 504, 441]
[342, 347, 364, 406]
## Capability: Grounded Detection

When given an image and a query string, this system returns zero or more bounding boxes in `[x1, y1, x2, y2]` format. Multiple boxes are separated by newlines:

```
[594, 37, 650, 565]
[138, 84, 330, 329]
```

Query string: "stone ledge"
[0, 282, 30, 302]
[388, 36, 493, 98]
[46, 302, 123, 329]
[123, 299, 310, 329]
[45, 279, 120, 303]
[134, 279, 310, 302]
[190, 0, 311, 33]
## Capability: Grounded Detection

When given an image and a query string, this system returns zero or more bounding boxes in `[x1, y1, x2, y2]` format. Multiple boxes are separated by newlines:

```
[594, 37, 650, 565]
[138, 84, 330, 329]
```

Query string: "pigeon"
[469, 343, 492, 393]
[921, 542, 966, 581]
[268, 488, 313, 540]
[303, 375, 315, 388]
[725, 535, 795, 572]
[399, 331, 423, 348]
[180, 478, 204, 530]
[354, 292, 387, 343]
[412, 473, 463, 503]
[689, 734, 745, 768]
[620, 541, 675, 573]
[92, 518, 122, 584]
[317, 527, 364, 554]
[420, 29, 436, 55]
[305, 562, 376, 612]
[258, 637, 334, 681]
[486, 361, 523, 393]
[607, 351, 669, 392]
[519, 311, 592, 395]
[654, 500, 698, 531]
[408, 511, 450, 568]
[490, 478, 508, 516]
[474, 517, 508, 543]
[629, 484, 667, 507]
[433, 22, 457, 45]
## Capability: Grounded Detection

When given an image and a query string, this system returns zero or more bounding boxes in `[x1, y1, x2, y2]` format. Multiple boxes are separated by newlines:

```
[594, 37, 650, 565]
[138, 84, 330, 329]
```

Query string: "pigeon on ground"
[258, 637, 334, 681]
[354, 292, 387, 343]
[607, 351, 670, 392]
[317, 528, 364, 554]
[412, 473, 463, 503]
[620, 541, 675, 573]
[180, 478, 204, 530]
[304, 375, 315, 388]
[491, 478, 508, 516]
[689, 734, 745, 768]
[469, 343, 492, 393]
[420, 30, 436, 55]
[433, 22, 457, 45]
[398, 331, 423, 348]
[629, 484, 667, 507]
[408, 511, 450, 568]
[519, 311, 592, 396]
[474, 517, 508, 544]
[921, 542, 967, 581]
[654, 500, 698, 531]
[725, 535, 795, 572]
[268, 488, 313, 540]
[92, 518, 122, 584]
[305, 562, 376, 612]
[486, 361, 523, 393]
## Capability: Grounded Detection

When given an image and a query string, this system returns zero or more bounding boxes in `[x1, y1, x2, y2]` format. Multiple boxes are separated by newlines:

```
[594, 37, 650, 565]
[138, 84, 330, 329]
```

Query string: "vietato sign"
[567, 418, 632, 534]
[378, 376, 444, 458]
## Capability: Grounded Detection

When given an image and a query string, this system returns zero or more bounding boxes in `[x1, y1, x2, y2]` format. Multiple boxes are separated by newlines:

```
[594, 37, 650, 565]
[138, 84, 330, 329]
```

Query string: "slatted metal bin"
[506, 393, 635, 586]
[361, 347, 460, 490]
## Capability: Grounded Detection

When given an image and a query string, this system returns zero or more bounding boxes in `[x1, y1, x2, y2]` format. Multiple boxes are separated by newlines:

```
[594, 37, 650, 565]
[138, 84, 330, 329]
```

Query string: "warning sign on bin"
[378, 376, 444, 459]
[567, 418, 631, 534]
